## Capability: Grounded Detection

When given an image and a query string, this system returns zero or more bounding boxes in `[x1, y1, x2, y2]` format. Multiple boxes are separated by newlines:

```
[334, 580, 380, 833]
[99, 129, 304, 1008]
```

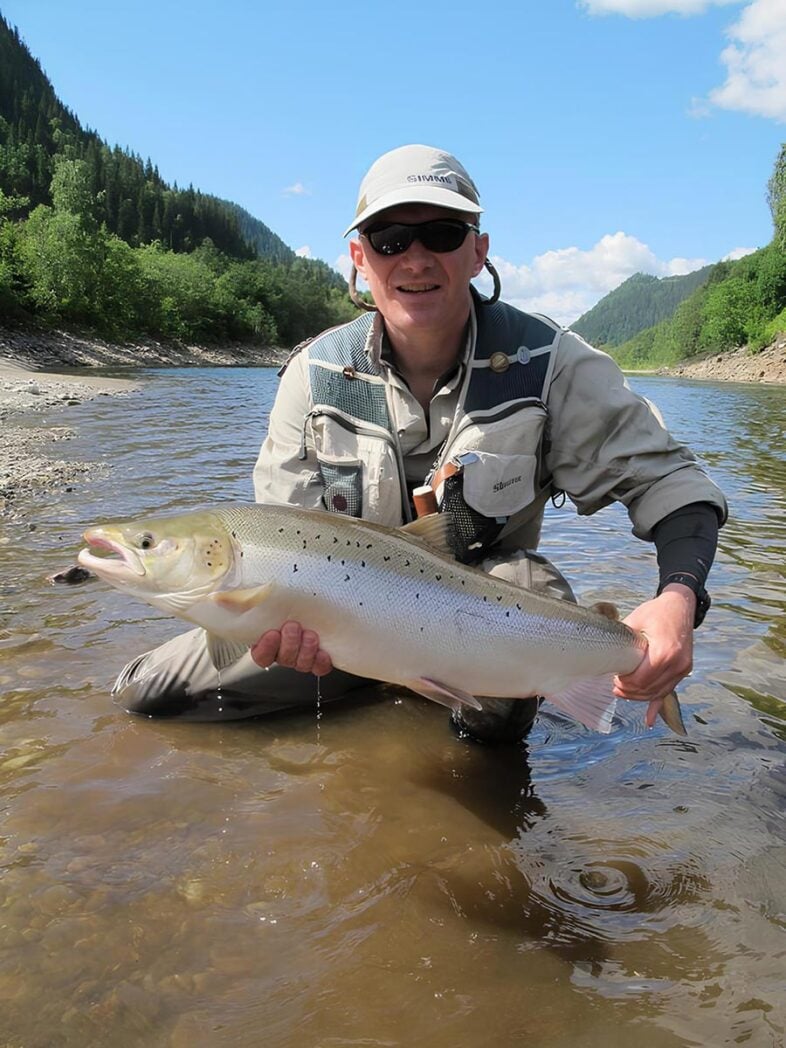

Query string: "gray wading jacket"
[253, 294, 727, 559]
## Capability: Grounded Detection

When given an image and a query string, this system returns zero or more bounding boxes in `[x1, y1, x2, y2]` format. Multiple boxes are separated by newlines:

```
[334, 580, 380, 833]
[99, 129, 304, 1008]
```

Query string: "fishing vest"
[293, 293, 562, 562]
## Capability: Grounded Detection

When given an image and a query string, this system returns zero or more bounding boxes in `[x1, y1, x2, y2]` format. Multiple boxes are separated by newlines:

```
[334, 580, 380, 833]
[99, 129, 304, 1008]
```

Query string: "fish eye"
[137, 532, 156, 550]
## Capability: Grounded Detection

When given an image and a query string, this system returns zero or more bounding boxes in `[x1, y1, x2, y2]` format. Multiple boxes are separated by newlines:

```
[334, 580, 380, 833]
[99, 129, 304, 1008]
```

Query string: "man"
[114, 144, 726, 742]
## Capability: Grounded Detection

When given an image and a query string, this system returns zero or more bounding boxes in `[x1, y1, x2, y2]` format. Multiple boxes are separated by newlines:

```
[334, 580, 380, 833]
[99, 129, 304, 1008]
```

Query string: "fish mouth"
[77, 530, 145, 578]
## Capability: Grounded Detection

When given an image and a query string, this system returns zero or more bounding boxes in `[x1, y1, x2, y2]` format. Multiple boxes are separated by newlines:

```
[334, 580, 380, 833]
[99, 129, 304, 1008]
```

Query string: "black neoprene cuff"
[652, 502, 720, 592]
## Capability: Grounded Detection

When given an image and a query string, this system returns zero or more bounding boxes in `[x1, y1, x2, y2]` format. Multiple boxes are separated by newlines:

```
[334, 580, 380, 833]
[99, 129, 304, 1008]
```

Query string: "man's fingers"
[294, 629, 320, 673]
[277, 620, 304, 667]
[249, 622, 332, 676]
[250, 629, 282, 669]
[645, 697, 664, 729]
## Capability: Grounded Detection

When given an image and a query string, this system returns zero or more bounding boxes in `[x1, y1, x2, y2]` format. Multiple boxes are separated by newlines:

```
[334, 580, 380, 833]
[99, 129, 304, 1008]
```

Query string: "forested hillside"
[0, 14, 355, 347]
[608, 146, 786, 369]
[572, 267, 714, 347]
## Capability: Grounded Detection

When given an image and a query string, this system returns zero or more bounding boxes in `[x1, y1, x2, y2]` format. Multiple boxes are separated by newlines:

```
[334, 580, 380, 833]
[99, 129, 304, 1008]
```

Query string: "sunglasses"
[361, 219, 479, 256]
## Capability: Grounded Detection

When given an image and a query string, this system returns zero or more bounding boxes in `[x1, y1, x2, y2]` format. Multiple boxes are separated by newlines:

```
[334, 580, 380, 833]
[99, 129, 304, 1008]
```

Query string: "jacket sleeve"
[252, 351, 324, 509]
[545, 331, 728, 540]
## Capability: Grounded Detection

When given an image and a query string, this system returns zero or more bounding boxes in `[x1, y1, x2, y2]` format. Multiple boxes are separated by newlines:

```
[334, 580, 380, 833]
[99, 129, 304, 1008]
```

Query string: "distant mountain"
[0, 12, 354, 344]
[0, 11, 345, 285]
[220, 200, 296, 265]
[572, 267, 714, 347]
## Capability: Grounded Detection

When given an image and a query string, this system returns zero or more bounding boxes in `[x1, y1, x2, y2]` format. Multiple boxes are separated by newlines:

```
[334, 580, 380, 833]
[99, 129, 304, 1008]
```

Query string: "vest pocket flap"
[460, 452, 539, 517]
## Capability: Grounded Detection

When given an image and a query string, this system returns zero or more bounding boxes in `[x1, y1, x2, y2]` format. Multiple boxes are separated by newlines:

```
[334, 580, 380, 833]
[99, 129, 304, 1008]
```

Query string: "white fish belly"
[219, 547, 640, 699]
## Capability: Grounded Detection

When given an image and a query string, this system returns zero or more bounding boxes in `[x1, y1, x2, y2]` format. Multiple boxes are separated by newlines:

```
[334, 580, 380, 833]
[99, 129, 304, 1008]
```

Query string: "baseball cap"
[343, 144, 483, 237]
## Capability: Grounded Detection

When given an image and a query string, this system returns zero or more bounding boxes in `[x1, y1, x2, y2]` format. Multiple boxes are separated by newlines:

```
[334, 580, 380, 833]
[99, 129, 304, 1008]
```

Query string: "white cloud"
[722, 245, 757, 259]
[334, 253, 353, 282]
[708, 0, 786, 121]
[295, 245, 312, 258]
[582, 0, 786, 123]
[472, 232, 709, 325]
[335, 233, 736, 327]
[282, 182, 310, 196]
[580, 0, 739, 16]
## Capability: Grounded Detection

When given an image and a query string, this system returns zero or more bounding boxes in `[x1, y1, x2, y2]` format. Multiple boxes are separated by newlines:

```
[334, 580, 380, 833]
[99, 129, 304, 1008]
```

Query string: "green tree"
[766, 143, 786, 249]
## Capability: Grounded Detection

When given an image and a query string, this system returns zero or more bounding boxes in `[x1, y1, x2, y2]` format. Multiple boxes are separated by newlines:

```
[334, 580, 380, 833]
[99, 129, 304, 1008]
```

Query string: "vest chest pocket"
[310, 410, 402, 523]
[442, 402, 549, 518]
[460, 451, 540, 517]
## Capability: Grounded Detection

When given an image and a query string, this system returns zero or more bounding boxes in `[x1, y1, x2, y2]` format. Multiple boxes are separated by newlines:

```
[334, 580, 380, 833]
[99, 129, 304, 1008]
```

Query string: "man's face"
[349, 204, 489, 339]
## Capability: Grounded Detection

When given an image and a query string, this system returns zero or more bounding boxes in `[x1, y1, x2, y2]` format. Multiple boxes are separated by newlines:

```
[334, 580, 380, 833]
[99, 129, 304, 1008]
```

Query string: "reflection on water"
[0, 369, 784, 1046]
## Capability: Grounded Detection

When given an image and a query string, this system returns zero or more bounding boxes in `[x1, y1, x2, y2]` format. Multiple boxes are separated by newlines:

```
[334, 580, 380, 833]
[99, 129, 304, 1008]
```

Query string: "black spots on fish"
[344, 574, 350, 582]
[278, 528, 285, 534]
[359, 601, 363, 606]
[315, 534, 321, 540]
[207, 562, 212, 567]
[482, 596, 488, 603]
[240, 551, 244, 558]
[383, 556, 390, 562]
[361, 560, 366, 568]
[333, 537, 339, 544]
[404, 559, 410, 567]
[419, 568, 425, 574]
[340, 559, 345, 566]
[505, 610, 510, 617]
[356, 541, 361, 548]
[460, 579, 465, 586]
[496, 596, 502, 602]
[346, 539, 352, 547]
[420, 626, 424, 632]
[327, 554, 332, 562]
[415, 593, 419, 600]
[435, 574, 442, 581]
[365, 544, 372, 550]
[231, 531, 237, 539]
[293, 564, 298, 573]
[516, 602, 522, 611]
[302, 540, 308, 549]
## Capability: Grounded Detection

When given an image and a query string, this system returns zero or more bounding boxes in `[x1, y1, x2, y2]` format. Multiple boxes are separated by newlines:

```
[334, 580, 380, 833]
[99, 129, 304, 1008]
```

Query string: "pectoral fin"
[209, 582, 276, 613]
[205, 634, 251, 672]
[406, 677, 484, 712]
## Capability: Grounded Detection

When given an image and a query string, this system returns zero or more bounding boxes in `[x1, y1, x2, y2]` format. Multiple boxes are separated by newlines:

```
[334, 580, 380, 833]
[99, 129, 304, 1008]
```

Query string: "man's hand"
[250, 620, 333, 676]
[614, 584, 696, 728]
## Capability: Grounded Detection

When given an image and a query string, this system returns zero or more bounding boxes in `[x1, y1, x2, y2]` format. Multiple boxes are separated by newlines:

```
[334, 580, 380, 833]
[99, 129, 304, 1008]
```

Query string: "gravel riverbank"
[0, 325, 286, 518]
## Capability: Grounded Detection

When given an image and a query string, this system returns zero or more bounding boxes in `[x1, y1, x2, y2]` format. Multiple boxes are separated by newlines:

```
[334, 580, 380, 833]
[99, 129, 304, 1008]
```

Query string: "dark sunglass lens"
[419, 221, 468, 252]
[367, 225, 414, 255]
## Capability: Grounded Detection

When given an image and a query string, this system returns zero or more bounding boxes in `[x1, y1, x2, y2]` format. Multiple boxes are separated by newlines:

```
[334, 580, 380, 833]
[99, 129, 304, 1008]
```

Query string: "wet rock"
[48, 565, 95, 586]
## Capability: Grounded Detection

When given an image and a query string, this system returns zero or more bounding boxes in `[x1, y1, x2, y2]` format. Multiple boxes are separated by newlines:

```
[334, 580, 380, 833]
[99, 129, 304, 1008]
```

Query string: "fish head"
[78, 509, 234, 611]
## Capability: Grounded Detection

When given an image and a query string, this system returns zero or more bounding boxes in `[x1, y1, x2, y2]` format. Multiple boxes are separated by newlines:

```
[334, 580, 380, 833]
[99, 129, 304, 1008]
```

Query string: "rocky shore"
[657, 336, 786, 384]
[0, 325, 286, 518]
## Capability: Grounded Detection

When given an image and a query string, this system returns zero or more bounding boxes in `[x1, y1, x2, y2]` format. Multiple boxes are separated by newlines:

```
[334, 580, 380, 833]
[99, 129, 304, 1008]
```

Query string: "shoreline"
[654, 338, 786, 384]
[1, 323, 783, 519]
[0, 325, 287, 517]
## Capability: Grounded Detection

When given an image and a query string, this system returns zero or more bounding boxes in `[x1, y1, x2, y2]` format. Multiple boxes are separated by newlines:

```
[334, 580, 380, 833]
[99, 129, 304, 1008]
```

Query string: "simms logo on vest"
[493, 476, 522, 493]
[407, 174, 457, 187]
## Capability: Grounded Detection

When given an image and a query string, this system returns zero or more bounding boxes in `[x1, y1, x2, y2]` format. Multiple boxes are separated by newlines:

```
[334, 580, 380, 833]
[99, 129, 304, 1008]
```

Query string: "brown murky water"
[1, 369, 784, 1046]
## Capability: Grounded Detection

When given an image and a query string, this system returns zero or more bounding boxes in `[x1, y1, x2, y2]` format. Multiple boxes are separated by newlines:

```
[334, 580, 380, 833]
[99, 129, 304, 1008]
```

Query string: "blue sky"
[4, 0, 785, 323]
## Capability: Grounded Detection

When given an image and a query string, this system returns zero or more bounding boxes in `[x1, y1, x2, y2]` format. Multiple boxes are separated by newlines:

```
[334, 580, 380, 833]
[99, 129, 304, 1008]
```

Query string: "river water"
[1, 369, 784, 1047]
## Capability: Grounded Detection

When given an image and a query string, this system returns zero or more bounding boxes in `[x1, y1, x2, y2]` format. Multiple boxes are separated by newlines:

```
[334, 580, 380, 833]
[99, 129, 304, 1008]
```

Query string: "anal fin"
[543, 675, 618, 734]
[405, 677, 484, 713]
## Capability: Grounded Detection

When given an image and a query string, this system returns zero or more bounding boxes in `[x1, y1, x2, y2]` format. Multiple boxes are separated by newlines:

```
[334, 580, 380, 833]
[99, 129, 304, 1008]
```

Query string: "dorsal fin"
[400, 512, 453, 555]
